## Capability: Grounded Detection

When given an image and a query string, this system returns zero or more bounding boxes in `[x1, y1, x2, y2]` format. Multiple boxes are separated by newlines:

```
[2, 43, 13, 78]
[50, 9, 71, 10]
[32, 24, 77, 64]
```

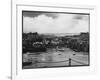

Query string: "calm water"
[23, 48, 89, 69]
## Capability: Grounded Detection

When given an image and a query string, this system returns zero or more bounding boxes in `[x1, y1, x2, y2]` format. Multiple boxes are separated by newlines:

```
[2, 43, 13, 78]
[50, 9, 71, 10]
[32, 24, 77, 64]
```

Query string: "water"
[23, 48, 89, 69]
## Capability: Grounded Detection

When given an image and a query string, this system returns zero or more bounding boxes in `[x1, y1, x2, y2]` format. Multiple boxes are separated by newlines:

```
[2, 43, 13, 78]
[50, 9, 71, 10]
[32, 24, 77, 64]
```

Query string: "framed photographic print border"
[11, 1, 96, 80]
[22, 10, 90, 69]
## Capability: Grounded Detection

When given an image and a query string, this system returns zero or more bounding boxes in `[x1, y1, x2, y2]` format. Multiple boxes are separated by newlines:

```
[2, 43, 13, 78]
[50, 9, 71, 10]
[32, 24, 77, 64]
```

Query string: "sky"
[23, 11, 89, 34]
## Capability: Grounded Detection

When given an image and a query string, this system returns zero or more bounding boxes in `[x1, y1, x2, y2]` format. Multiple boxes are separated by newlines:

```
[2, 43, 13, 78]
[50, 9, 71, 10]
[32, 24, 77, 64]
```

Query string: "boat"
[57, 48, 65, 51]
[22, 62, 32, 66]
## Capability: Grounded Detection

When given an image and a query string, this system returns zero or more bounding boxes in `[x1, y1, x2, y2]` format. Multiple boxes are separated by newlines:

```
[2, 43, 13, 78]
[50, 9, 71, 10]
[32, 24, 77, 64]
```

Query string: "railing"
[31, 58, 88, 67]
[71, 59, 88, 65]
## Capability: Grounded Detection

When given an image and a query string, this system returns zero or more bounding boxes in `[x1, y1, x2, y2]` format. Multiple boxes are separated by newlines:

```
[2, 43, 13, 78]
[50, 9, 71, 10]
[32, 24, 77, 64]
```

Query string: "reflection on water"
[23, 48, 89, 69]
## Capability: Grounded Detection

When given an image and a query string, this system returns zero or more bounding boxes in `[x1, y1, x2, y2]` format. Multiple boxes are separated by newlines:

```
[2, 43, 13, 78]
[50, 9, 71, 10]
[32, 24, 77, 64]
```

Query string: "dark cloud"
[23, 11, 58, 19]
[23, 11, 89, 20]
[45, 13, 58, 19]
[23, 11, 42, 17]
[73, 14, 89, 21]
[74, 15, 83, 20]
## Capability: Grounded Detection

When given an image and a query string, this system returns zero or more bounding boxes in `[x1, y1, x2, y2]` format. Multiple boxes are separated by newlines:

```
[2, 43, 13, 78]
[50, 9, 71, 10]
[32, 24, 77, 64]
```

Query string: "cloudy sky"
[23, 11, 89, 33]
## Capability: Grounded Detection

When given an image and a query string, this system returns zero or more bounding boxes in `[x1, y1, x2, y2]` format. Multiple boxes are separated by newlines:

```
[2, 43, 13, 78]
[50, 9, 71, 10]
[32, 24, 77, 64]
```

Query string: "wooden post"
[69, 58, 71, 66]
